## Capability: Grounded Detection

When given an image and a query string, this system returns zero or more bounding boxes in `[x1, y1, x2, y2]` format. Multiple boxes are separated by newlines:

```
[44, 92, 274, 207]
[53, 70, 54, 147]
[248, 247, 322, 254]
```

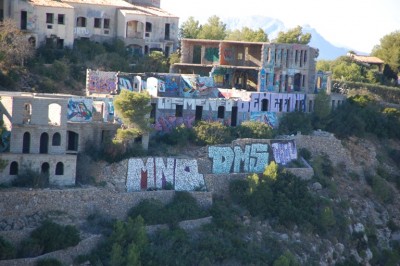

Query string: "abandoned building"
[171, 39, 322, 93]
[0, 0, 179, 56]
[0, 92, 118, 184]
[0, 30, 345, 186]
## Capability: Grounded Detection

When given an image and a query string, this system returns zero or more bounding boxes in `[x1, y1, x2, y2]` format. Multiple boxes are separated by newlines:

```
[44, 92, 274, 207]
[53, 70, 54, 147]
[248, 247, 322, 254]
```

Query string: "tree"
[332, 61, 364, 82]
[226, 27, 268, 42]
[275, 26, 311, 44]
[179, 16, 201, 39]
[312, 89, 331, 129]
[0, 19, 34, 66]
[316, 60, 333, 72]
[133, 51, 169, 73]
[372, 30, 400, 74]
[113, 90, 152, 144]
[198, 15, 227, 40]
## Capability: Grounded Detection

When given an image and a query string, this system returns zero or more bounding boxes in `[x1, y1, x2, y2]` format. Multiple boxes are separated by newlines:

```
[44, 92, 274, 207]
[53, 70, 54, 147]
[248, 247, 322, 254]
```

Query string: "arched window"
[23, 132, 30, 153]
[9, 161, 18, 175]
[261, 99, 269, 112]
[217, 106, 225, 119]
[52, 132, 61, 146]
[55, 162, 64, 175]
[41, 162, 50, 175]
[77, 17, 86, 27]
[40, 133, 49, 154]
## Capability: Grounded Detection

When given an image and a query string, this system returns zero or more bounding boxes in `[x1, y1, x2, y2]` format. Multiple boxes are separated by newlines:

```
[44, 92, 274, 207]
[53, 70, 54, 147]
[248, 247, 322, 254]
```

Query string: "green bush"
[128, 199, 166, 225]
[18, 220, 80, 257]
[193, 121, 232, 145]
[298, 148, 312, 160]
[36, 258, 63, 266]
[155, 124, 195, 146]
[128, 192, 208, 226]
[278, 111, 313, 135]
[0, 236, 16, 260]
[365, 174, 394, 203]
[91, 216, 148, 266]
[12, 169, 49, 188]
[229, 163, 322, 231]
[234, 121, 274, 139]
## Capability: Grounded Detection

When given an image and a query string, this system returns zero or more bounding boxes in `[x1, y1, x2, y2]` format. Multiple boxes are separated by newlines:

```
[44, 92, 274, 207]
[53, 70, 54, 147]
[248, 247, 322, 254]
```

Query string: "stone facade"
[0, 92, 119, 185]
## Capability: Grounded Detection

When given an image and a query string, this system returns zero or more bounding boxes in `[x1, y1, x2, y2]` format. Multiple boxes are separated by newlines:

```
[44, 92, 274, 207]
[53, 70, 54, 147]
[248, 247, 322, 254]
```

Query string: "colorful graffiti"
[126, 158, 205, 191]
[87, 69, 118, 94]
[205, 47, 219, 62]
[181, 75, 216, 98]
[208, 144, 270, 174]
[250, 112, 278, 128]
[154, 114, 195, 132]
[118, 73, 141, 92]
[271, 140, 297, 165]
[67, 98, 93, 122]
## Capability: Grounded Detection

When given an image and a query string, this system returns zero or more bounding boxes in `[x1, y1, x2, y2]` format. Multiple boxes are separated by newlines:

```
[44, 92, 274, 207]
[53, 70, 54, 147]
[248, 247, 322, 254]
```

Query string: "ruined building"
[0, 34, 344, 187]
[0, 92, 118, 184]
[0, 0, 179, 56]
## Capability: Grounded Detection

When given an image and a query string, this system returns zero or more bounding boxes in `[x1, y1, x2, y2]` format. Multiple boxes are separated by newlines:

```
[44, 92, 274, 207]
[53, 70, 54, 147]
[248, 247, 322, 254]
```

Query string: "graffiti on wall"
[205, 47, 219, 62]
[118, 73, 141, 92]
[67, 98, 93, 122]
[27, 14, 37, 30]
[238, 92, 306, 113]
[208, 144, 270, 174]
[271, 140, 297, 165]
[154, 114, 195, 132]
[181, 75, 216, 98]
[87, 69, 117, 94]
[126, 158, 205, 192]
[250, 112, 278, 128]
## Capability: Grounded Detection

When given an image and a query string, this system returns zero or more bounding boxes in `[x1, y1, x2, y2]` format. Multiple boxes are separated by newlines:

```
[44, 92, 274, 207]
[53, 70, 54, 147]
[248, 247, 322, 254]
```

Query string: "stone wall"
[0, 188, 212, 222]
[295, 131, 359, 172]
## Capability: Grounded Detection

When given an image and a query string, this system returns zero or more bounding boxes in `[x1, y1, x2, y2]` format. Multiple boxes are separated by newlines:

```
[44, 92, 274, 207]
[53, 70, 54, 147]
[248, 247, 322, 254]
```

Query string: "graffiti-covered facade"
[86, 67, 344, 133]
[0, 92, 118, 185]
[171, 39, 320, 94]
[0, 0, 179, 56]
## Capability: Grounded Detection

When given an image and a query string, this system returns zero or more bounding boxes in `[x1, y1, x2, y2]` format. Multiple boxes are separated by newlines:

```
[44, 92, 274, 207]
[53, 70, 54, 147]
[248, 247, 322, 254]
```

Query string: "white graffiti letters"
[127, 158, 204, 192]
[209, 144, 269, 174]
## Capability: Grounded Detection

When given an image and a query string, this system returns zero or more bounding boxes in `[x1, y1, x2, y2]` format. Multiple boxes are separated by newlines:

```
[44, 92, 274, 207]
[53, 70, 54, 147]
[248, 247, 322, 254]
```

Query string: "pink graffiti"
[154, 115, 195, 132]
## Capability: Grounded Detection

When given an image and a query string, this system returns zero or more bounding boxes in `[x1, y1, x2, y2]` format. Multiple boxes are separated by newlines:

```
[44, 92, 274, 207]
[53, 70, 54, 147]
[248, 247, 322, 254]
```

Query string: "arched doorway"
[41, 162, 50, 175]
[22, 132, 30, 153]
[40, 133, 49, 154]
[55, 162, 64, 175]
[9, 161, 18, 175]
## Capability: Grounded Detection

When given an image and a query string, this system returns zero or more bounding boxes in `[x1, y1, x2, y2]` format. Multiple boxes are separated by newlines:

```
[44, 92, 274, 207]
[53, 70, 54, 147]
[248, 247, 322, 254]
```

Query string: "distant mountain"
[302, 26, 349, 60]
[222, 16, 350, 60]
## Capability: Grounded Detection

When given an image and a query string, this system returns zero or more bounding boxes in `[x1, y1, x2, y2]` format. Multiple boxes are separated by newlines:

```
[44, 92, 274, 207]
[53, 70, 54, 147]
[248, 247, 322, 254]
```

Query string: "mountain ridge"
[223, 15, 353, 60]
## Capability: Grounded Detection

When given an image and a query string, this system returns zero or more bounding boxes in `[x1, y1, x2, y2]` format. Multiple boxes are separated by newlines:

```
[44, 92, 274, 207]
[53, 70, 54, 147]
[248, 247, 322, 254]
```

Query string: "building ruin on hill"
[0, 38, 345, 188]
[0, 0, 179, 56]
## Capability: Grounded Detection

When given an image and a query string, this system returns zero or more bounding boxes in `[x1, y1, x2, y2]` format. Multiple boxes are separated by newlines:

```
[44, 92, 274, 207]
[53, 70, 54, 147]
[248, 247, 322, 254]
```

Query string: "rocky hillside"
[1, 132, 400, 265]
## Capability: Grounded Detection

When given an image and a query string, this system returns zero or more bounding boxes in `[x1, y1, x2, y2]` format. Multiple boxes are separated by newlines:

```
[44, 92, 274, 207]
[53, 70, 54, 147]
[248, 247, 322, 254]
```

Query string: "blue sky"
[161, 0, 400, 54]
